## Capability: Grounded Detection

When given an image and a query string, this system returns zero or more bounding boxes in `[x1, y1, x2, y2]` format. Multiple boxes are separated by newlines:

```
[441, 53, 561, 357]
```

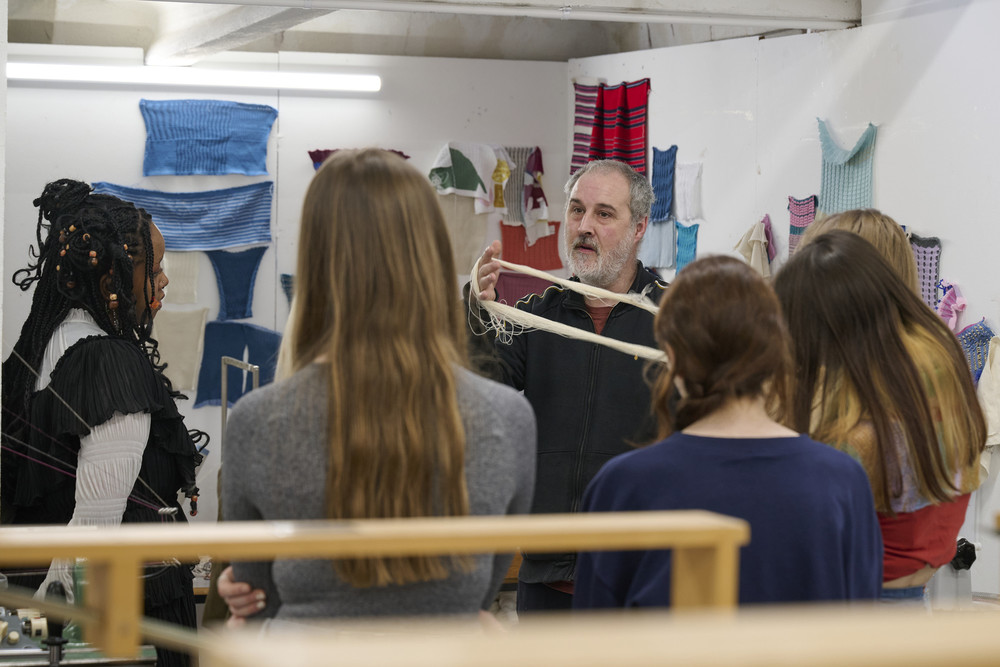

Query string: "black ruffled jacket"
[3, 335, 202, 609]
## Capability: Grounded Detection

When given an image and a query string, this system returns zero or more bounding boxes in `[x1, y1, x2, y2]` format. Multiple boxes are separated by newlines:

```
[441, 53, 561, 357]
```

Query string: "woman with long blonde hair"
[774, 230, 985, 603]
[220, 149, 535, 620]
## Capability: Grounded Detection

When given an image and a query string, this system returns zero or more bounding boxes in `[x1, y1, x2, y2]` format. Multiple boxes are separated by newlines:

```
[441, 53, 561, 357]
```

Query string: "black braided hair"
[2, 179, 172, 434]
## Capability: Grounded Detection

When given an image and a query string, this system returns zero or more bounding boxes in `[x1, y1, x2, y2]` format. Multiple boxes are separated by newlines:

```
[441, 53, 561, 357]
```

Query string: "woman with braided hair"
[1, 179, 202, 667]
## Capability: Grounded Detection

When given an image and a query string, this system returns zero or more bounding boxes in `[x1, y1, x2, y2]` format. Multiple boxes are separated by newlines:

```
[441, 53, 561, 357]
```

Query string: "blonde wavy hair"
[799, 208, 918, 294]
[278, 148, 470, 587]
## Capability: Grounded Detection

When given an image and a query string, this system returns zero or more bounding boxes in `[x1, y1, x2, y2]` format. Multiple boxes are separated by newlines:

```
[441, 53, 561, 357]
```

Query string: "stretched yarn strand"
[470, 257, 667, 364]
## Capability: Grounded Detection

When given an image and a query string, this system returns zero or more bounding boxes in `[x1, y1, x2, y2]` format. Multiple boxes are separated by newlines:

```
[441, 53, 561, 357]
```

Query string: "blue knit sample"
[280, 273, 295, 305]
[141, 99, 277, 176]
[650, 145, 677, 222]
[638, 218, 676, 269]
[817, 119, 877, 215]
[958, 319, 995, 385]
[92, 181, 273, 251]
[206, 246, 268, 321]
[195, 321, 283, 407]
[675, 221, 699, 272]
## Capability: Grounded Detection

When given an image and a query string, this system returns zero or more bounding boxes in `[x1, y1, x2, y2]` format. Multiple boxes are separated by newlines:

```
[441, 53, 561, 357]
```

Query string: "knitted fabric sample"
[195, 321, 282, 408]
[650, 145, 678, 223]
[428, 142, 498, 214]
[523, 147, 549, 230]
[910, 233, 942, 308]
[957, 319, 995, 385]
[637, 217, 677, 270]
[153, 308, 208, 391]
[499, 220, 562, 271]
[762, 213, 776, 263]
[141, 99, 277, 176]
[734, 220, 770, 278]
[976, 337, 1000, 479]
[161, 251, 199, 304]
[817, 119, 878, 215]
[206, 246, 268, 321]
[92, 181, 273, 251]
[588, 78, 652, 174]
[280, 273, 294, 306]
[571, 79, 601, 175]
[674, 162, 703, 222]
[308, 148, 410, 170]
[501, 146, 532, 225]
[936, 280, 966, 333]
[788, 195, 818, 256]
[675, 220, 700, 272]
[495, 272, 554, 306]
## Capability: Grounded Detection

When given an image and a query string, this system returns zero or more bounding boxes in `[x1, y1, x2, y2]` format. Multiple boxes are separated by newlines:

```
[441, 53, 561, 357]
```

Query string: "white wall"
[571, 0, 1000, 595]
[3, 45, 568, 525]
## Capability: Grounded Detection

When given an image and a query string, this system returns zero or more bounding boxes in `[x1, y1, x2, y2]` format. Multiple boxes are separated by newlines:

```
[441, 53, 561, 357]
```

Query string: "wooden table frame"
[0, 510, 748, 658]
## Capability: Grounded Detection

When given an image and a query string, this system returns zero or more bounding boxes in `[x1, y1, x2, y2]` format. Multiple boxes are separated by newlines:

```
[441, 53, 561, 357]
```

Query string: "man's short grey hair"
[564, 159, 655, 227]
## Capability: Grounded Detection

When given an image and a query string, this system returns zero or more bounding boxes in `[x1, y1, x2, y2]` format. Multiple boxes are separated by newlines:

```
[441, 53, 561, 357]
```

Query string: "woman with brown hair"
[220, 149, 535, 620]
[574, 256, 881, 608]
[774, 230, 985, 603]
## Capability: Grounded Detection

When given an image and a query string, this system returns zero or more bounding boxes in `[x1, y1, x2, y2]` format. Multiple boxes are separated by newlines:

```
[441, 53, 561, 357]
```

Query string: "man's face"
[564, 170, 645, 290]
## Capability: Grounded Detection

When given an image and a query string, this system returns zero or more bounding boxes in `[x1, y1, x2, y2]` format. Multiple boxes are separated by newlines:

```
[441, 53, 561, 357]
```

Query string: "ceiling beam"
[144, 6, 334, 66]
[151, 0, 860, 30]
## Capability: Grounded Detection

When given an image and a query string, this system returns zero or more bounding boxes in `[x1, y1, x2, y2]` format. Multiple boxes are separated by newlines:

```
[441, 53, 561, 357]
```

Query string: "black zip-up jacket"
[491, 263, 667, 583]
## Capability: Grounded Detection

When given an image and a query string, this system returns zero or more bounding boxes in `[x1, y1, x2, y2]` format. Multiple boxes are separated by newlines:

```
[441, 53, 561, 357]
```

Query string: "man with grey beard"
[473, 159, 667, 613]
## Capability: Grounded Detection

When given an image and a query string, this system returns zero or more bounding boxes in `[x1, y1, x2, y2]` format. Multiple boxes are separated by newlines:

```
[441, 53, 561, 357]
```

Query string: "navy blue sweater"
[574, 433, 883, 607]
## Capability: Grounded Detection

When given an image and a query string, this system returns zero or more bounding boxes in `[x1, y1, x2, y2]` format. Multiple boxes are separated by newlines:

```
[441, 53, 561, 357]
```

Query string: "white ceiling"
[9, 0, 861, 64]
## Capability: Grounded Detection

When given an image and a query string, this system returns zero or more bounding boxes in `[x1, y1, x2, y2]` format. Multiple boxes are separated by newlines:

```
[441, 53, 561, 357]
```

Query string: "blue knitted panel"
[638, 217, 677, 269]
[650, 145, 677, 222]
[92, 181, 273, 251]
[817, 119, 877, 215]
[675, 221, 699, 272]
[957, 319, 995, 385]
[141, 99, 277, 176]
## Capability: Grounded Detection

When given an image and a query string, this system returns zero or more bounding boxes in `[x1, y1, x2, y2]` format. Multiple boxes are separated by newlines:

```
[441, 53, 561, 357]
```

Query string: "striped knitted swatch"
[92, 181, 273, 251]
[308, 148, 410, 170]
[817, 119, 877, 215]
[910, 233, 942, 308]
[675, 221, 700, 272]
[140, 99, 277, 176]
[650, 145, 677, 223]
[957, 318, 995, 385]
[502, 146, 532, 225]
[788, 195, 818, 256]
[571, 80, 601, 175]
[588, 78, 652, 174]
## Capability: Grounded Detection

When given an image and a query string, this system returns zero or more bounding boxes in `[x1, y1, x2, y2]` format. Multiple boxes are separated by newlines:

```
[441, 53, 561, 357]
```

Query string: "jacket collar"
[565, 261, 665, 311]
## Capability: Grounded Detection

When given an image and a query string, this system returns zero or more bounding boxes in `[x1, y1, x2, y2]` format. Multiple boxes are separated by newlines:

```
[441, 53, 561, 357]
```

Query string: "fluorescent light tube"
[6, 62, 381, 93]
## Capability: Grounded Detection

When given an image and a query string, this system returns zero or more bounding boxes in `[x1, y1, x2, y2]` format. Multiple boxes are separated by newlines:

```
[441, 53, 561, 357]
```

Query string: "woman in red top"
[774, 230, 985, 603]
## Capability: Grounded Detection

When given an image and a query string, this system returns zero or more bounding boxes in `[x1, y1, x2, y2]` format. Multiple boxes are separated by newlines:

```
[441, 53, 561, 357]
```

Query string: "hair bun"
[32, 179, 93, 223]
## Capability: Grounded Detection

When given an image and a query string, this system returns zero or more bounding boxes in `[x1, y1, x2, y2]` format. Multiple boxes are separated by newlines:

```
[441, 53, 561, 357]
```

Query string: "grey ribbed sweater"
[223, 363, 536, 619]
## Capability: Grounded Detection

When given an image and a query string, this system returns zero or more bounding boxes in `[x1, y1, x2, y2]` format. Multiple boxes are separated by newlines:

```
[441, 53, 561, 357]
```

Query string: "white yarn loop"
[469, 256, 668, 364]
